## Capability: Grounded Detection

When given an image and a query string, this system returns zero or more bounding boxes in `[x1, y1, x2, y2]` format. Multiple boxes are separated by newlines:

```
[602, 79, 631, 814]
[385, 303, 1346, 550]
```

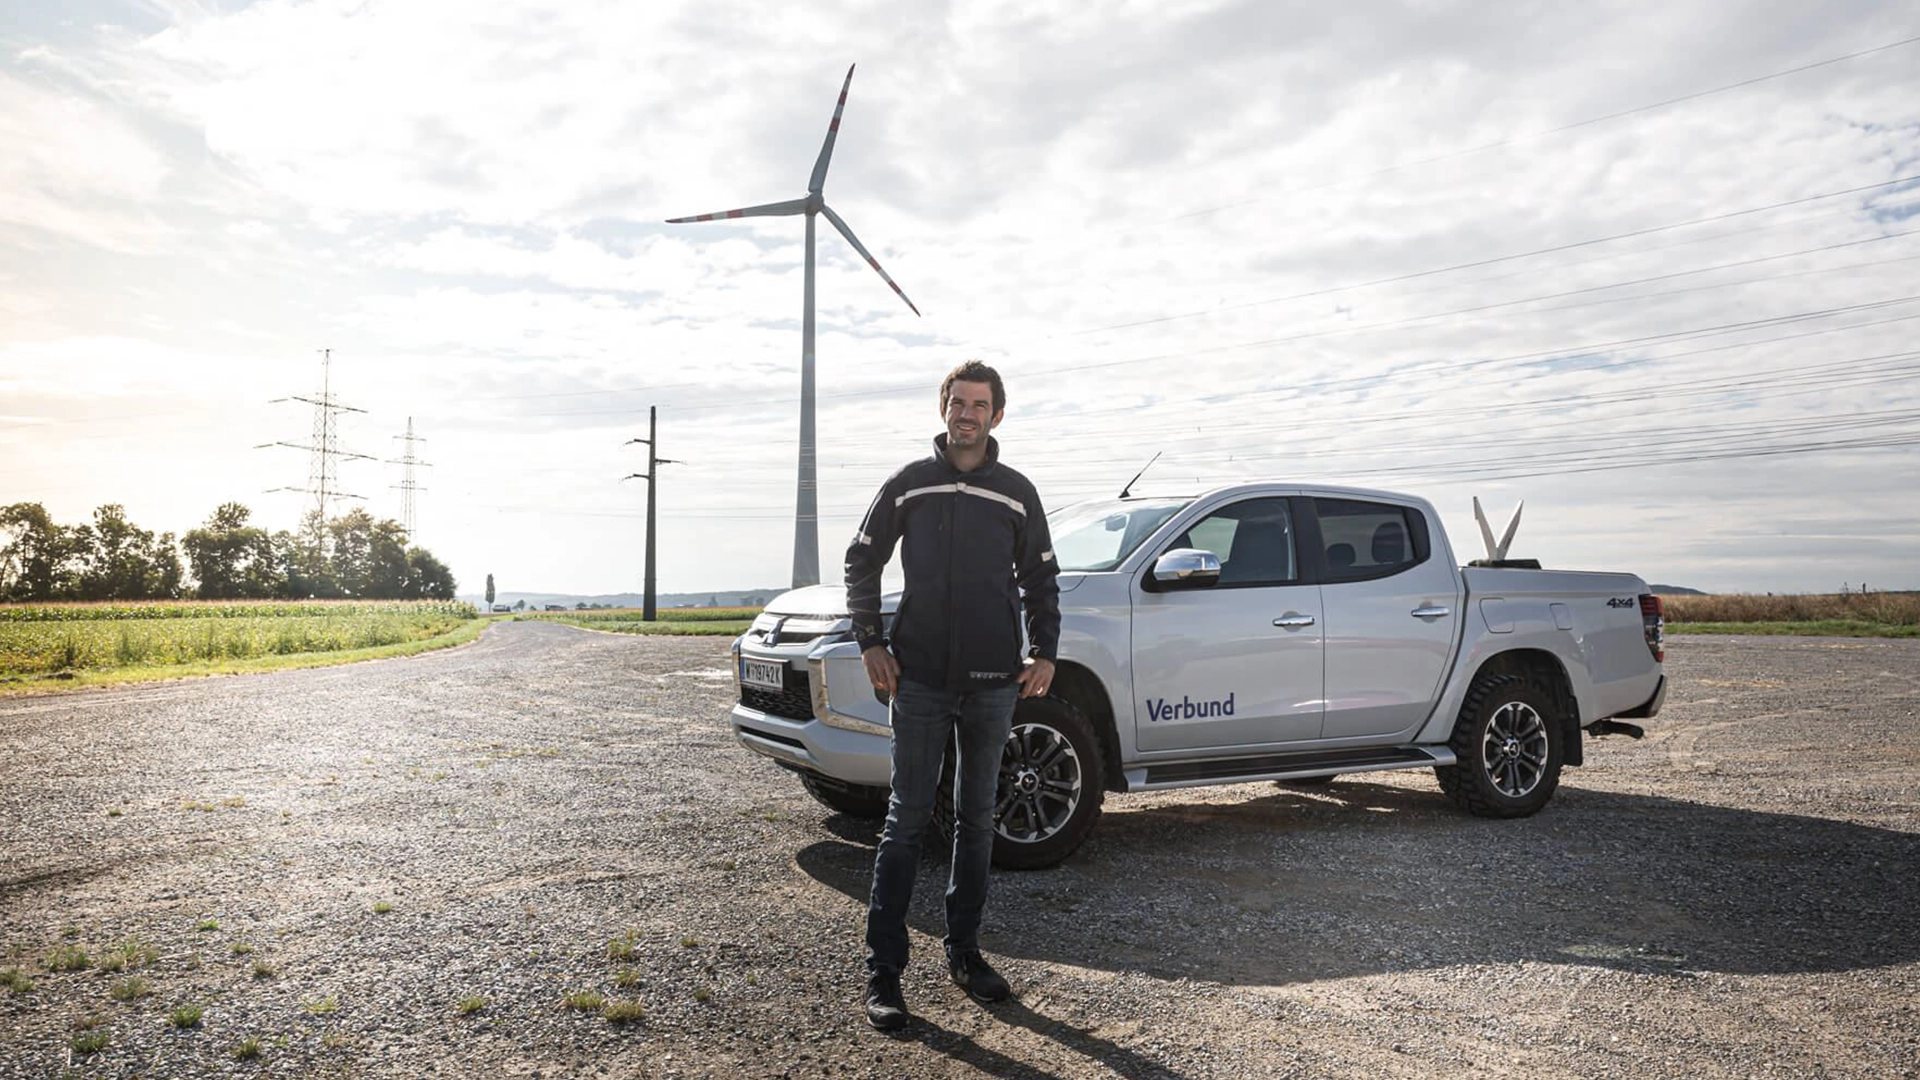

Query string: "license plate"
[741, 657, 785, 692]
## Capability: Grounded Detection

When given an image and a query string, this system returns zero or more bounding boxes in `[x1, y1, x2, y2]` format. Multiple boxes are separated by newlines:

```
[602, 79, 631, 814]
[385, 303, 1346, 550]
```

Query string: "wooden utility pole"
[623, 406, 679, 621]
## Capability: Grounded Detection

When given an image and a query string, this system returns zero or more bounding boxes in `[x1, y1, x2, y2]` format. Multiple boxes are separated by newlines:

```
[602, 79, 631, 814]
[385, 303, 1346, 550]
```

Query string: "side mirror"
[1151, 548, 1221, 590]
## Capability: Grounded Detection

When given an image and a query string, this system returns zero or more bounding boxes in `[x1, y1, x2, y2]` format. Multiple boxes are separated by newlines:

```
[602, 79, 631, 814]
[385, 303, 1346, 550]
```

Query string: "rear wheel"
[800, 774, 891, 820]
[934, 696, 1106, 871]
[1434, 673, 1565, 818]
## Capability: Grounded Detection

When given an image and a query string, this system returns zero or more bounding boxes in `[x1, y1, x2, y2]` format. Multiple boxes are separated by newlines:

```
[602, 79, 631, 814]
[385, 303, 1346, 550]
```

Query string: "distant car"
[491, 604, 511, 612]
[544, 604, 565, 611]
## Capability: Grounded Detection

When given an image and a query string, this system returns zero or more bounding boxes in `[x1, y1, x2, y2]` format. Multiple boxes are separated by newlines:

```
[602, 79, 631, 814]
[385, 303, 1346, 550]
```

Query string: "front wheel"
[1434, 674, 1565, 818]
[934, 696, 1106, 871]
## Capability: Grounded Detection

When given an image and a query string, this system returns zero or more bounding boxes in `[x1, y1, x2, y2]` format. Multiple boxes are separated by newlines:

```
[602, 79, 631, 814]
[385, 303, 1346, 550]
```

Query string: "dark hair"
[939, 360, 1005, 416]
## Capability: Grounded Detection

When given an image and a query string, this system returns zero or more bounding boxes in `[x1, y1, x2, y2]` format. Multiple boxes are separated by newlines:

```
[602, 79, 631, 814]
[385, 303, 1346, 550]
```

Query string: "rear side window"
[1314, 498, 1427, 582]
[1167, 497, 1298, 587]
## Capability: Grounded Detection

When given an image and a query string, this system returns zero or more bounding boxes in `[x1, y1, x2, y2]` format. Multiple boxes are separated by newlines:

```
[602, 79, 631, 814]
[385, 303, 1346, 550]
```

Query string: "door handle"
[1411, 605, 1451, 619]
[1273, 614, 1316, 629]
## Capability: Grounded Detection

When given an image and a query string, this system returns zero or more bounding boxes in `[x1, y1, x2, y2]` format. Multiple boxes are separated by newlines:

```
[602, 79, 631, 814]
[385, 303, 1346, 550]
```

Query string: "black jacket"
[846, 434, 1060, 692]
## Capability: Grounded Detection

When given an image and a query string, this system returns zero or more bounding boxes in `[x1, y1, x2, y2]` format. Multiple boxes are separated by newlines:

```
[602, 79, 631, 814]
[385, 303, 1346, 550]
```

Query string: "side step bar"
[1126, 745, 1456, 792]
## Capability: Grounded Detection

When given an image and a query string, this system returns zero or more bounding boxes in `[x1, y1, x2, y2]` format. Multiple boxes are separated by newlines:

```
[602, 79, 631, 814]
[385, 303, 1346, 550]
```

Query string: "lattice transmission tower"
[258, 348, 372, 545]
[389, 417, 431, 538]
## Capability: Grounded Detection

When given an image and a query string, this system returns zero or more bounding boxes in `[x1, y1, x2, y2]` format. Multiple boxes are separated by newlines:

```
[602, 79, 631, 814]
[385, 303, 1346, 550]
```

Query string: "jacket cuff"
[1028, 644, 1057, 662]
[856, 629, 889, 652]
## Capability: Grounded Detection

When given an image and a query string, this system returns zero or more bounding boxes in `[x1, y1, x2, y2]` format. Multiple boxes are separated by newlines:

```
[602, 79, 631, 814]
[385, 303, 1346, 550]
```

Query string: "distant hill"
[1648, 584, 1706, 596]
[459, 588, 787, 610]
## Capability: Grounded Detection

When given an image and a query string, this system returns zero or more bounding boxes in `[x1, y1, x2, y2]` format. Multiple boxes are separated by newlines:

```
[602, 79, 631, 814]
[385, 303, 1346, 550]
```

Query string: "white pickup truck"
[729, 483, 1667, 869]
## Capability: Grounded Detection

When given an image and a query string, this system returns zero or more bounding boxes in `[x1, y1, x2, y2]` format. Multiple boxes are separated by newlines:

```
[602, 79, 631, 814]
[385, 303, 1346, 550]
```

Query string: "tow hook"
[1588, 720, 1645, 739]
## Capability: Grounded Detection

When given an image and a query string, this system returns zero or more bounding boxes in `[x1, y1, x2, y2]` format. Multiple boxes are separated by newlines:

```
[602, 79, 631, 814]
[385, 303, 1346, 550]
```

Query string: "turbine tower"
[667, 64, 919, 588]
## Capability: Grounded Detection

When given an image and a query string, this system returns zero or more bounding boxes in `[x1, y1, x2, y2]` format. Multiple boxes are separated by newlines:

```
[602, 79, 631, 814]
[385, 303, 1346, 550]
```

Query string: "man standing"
[845, 360, 1059, 1030]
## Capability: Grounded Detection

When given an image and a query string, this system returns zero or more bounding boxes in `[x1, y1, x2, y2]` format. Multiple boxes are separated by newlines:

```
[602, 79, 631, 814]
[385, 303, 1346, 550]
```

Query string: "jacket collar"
[931, 432, 1000, 476]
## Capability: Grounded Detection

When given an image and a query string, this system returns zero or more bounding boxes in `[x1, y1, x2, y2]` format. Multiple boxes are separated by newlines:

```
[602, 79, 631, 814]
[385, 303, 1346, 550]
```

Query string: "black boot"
[947, 950, 1011, 1003]
[865, 970, 909, 1030]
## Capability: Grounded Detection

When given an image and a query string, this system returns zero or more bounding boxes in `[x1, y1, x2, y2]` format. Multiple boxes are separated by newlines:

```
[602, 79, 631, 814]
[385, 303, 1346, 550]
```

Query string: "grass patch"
[456, 995, 486, 1015]
[70, 1029, 110, 1054]
[679, 935, 701, 948]
[607, 931, 638, 961]
[45, 945, 89, 972]
[107, 807, 122, 817]
[372, 901, 393, 914]
[0, 608, 491, 697]
[1, 967, 33, 993]
[169, 1004, 204, 1028]
[96, 953, 124, 973]
[322, 1032, 352, 1049]
[196, 919, 219, 932]
[108, 976, 152, 1001]
[232, 1036, 262, 1060]
[614, 966, 641, 988]
[250, 959, 275, 980]
[107, 937, 158, 970]
[229, 942, 252, 956]
[304, 995, 339, 1015]
[601, 998, 647, 1024]
[562, 990, 605, 1011]
[693, 986, 712, 1003]
[1668, 619, 1920, 638]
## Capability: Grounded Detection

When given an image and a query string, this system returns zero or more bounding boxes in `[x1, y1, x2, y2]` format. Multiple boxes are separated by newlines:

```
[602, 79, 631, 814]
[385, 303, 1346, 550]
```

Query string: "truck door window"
[1313, 498, 1426, 581]
[1168, 498, 1297, 587]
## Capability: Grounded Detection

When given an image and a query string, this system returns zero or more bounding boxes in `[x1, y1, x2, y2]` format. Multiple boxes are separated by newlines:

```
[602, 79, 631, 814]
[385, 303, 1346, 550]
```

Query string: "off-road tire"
[933, 695, 1106, 871]
[1435, 673, 1565, 818]
[800, 774, 891, 820]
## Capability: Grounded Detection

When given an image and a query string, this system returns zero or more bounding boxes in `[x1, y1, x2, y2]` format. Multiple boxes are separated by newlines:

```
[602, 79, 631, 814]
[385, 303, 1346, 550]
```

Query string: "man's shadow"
[898, 1000, 1186, 1080]
[800, 781, 1920, 986]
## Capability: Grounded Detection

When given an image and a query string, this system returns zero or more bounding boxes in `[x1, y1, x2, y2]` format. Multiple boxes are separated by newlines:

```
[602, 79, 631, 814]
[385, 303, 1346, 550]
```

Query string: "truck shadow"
[794, 783, 1920, 986]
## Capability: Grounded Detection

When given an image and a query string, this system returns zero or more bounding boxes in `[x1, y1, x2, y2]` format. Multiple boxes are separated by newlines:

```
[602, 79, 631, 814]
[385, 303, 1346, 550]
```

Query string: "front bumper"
[729, 633, 893, 787]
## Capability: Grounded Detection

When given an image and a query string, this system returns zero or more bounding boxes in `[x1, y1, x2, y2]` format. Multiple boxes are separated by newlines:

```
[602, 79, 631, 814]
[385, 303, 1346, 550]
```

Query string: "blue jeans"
[865, 678, 1018, 975]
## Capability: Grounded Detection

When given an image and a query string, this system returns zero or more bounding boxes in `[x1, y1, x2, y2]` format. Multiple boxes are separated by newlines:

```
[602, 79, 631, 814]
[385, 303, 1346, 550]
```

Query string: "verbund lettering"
[1144, 693, 1236, 722]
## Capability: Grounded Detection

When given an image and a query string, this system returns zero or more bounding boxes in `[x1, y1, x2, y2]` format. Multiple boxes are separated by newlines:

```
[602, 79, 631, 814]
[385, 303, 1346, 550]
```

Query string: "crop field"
[0, 600, 480, 679]
[515, 606, 759, 636]
[1665, 591, 1920, 636]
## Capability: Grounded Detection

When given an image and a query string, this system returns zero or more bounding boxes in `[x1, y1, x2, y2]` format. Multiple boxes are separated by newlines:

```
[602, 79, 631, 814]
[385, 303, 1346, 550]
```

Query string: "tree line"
[0, 502, 457, 603]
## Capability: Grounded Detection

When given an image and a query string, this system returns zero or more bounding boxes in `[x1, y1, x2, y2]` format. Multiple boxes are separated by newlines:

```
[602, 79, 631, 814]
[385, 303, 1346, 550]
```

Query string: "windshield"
[1046, 498, 1190, 573]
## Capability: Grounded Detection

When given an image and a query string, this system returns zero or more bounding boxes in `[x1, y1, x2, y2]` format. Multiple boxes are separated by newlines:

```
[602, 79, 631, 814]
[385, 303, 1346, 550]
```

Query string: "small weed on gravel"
[220, 796, 246, 808]
[679, 935, 701, 948]
[106, 807, 122, 817]
[96, 952, 125, 973]
[45, 945, 89, 972]
[232, 1036, 262, 1060]
[229, 942, 252, 956]
[562, 990, 605, 1011]
[1, 967, 33, 993]
[108, 936, 158, 970]
[195, 918, 219, 932]
[372, 901, 393, 914]
[607, 931, 638, 960]
[614, 966, 641, 988]
[72, 1014, 105, 1031]
[108, 976, 152, 1001]
[322, 1032, 352, 1050]
[250, 959, 276, 980]
[168, 1004, 204, 1028]
[601, 999, 646, 1024]
[70, 1029, 110, 1055]
[457, 995, 486, 1015]
[304, 995, 338, 1015]
[693, 986, 712, 1003]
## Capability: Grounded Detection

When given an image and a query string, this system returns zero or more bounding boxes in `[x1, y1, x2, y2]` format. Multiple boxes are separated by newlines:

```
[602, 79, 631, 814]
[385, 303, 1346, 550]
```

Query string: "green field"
[515, 607, 758, 637]
[0, 600, 484, 691]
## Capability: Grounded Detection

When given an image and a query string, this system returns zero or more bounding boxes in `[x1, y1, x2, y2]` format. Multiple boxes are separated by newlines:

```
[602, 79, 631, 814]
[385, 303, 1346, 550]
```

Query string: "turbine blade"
[1496, 500, 1524, 560]
[665, 197, 807, 223]
[821, 203, 920, 316]
[808, 64, 856, 194]
[1473, 497, 1499, 562]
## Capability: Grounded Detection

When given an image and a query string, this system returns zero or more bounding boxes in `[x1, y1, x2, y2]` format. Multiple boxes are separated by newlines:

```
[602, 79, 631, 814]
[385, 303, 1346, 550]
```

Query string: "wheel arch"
[1469, 648, 1583, 767]
[1048, 660, 1124, 792]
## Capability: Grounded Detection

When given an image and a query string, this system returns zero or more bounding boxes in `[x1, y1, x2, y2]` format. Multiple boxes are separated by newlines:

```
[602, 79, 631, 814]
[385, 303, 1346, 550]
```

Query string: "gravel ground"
[1, 623, 1916, 1079]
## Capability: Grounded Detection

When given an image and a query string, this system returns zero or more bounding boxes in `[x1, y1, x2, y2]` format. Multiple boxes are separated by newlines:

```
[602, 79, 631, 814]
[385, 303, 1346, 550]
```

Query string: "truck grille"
[741, 666, 813, 721]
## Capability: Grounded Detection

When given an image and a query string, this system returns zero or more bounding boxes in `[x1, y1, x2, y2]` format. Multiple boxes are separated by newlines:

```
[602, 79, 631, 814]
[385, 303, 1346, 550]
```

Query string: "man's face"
[943, 379, 1002, 449]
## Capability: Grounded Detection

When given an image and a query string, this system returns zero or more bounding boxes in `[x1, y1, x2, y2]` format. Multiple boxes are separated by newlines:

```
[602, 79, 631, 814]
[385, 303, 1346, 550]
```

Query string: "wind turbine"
[667, 64, 920, 589]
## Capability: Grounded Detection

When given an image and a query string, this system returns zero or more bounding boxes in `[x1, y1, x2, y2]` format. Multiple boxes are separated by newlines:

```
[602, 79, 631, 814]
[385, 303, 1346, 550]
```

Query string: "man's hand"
[863, 645, 900, 698]
[1017, 657, 1055, 699]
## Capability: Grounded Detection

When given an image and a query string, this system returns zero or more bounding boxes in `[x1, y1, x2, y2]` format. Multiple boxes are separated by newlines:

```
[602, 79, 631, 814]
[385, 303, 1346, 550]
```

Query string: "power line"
[1166, 32, 1920, 223]
[389, 417, 431, 538]
[256, 348, 372, 536]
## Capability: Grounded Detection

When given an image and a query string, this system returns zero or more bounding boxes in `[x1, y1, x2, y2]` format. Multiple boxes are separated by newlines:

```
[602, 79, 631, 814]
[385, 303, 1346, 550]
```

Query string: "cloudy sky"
[3, 0, 1917, 598]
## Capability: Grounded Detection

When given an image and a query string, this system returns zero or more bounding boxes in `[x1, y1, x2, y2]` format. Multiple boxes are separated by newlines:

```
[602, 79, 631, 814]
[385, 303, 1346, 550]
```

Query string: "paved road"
[1, 623, 1917, 1078]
